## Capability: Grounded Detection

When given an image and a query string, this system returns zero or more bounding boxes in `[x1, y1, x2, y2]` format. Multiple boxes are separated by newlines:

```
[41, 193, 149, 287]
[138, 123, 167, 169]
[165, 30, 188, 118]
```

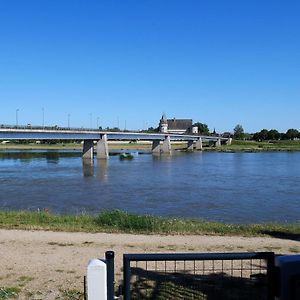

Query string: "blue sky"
[0, 0, 299, 132]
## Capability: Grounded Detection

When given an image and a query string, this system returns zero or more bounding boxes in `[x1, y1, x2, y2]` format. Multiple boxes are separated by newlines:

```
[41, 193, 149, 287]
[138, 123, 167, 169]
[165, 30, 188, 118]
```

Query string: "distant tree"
[267, 129, 280, 140]
[147, 126, 159, 132]
[233, 124, 244, 139]
[243, 133, 252, 140]
[193, 122, 209, 135]
[253, 129, 269, 141]
[285, 128, 299, 140]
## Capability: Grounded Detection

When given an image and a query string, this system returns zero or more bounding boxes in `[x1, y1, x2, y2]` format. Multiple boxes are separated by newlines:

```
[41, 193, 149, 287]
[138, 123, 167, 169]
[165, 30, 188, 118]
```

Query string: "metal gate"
[122, 252, 275, 300]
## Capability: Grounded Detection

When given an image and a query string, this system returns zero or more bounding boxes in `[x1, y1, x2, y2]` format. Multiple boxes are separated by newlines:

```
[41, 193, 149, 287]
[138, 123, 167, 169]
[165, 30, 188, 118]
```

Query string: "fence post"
[123, 255, 131, 300]
[266, 252, 276, 300]
[87, 259, 107, 300]
[106, 251, 115, 300]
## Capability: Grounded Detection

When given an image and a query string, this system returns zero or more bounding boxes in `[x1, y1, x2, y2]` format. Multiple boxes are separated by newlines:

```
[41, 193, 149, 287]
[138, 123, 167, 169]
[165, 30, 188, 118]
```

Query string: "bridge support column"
[97, 134, 109, 159]
[161, 136, 171, 153]
[215, 138, 221, 147]
[83, 140, 94, 160]
[187, 140, 194, 151]
[195, 137, 203, 150]
[151, 140, 161, 153]
[226, 138, 232, 145]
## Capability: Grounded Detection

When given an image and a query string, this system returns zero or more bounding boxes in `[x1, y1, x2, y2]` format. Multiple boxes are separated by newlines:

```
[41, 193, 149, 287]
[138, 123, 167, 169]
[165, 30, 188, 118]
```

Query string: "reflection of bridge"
[0, 126, 231, 159]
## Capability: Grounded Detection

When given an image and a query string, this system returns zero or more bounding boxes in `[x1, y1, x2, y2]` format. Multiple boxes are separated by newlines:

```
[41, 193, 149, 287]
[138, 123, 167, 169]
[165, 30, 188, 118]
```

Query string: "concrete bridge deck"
[0, 125, 231, 159]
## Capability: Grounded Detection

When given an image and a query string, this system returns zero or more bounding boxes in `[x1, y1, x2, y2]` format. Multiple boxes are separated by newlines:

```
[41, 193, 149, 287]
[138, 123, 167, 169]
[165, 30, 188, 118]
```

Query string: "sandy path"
[0, 229, 299, 299]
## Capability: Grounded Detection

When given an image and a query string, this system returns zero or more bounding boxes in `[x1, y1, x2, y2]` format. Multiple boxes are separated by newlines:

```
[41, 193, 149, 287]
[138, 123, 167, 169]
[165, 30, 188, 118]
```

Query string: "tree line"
[234, 124, 300, 141]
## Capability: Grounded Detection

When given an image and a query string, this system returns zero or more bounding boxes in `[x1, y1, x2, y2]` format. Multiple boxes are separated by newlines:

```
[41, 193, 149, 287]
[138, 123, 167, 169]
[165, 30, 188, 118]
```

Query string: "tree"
[253, 129, 269, 141]
[285, 128, 299, 140]
[233, 124, 244, 139]
[267, 129, 280, 140]
[193, 122, 209, 135]
[147, 126, 159, 132]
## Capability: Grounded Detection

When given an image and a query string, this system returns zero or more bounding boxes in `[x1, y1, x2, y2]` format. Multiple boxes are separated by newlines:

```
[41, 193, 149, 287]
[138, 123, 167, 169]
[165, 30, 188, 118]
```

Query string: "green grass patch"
[0, 287, 20, 299]
[59, 289, 84, 300]
[0, 210, 300, 238]
[221, 140, 300, 152]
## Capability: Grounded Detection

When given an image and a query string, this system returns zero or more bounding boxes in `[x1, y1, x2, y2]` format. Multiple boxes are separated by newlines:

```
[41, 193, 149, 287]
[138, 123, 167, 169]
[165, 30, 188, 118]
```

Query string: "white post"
[87, 259, 107, 300]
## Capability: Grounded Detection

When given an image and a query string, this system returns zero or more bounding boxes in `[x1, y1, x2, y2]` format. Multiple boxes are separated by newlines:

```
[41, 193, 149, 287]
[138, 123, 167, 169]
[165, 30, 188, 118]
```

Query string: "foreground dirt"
[0, 229, 299, 299]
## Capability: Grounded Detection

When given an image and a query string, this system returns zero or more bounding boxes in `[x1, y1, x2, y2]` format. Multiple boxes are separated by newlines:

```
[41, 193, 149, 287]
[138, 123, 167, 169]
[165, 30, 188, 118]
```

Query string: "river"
[0, 150, 299, 224]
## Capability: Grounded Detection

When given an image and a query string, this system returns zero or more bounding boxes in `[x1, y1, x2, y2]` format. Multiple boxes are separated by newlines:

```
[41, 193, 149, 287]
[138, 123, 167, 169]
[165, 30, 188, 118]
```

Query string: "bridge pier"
[215, 138, 221, 147]
[187, 140, 194, 151]
[97, 134, 109, 159]
[83, 140, 94, 160]
[151, 140, 161, 153]
[226, 138, 232, 145]
[161, 136, 171, 153]
[195, 137, 203, 150]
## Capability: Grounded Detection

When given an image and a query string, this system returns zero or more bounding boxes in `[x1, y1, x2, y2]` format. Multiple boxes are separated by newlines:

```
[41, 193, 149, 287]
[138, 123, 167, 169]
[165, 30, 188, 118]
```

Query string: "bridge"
[0, 125, 231, 159]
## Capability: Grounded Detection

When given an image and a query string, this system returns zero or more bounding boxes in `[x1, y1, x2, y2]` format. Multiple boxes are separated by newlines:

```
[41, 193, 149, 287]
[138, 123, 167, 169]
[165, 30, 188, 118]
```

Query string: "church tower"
[159, 114, 168, 133]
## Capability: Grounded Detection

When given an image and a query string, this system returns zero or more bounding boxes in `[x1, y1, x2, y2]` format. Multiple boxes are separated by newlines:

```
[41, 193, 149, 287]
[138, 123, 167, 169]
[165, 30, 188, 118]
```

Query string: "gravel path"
[0, 229, 299, 299]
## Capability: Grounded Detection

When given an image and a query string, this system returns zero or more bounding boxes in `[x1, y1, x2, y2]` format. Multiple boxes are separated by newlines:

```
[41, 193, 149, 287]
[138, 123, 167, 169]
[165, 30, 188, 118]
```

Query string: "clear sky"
[0, 0, 299, 133]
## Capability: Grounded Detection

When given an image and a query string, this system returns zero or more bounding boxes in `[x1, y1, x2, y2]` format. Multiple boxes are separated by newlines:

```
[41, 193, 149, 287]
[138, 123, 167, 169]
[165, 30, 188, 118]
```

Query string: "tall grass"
[0, 210, 300, 237]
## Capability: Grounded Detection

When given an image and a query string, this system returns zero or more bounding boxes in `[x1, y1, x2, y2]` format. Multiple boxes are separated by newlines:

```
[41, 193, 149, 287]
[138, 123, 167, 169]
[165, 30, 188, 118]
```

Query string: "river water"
[0, 150, 299, 224]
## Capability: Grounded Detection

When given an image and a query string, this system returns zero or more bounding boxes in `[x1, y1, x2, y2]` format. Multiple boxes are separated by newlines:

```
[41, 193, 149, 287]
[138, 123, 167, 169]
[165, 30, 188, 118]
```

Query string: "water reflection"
[96, 159, 108, 182]
[46, 152, 59, 164]
[82, 159, 94, 177]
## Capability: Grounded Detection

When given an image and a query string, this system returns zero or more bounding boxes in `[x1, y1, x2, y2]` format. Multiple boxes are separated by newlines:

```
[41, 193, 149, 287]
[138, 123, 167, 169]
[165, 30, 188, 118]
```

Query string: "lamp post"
[89, 113, 92, 128]
[42, 108, 44, 127]
[97, 117, 99, 129]
[16, 109, 19, 126]
[68, 114, 70, 128]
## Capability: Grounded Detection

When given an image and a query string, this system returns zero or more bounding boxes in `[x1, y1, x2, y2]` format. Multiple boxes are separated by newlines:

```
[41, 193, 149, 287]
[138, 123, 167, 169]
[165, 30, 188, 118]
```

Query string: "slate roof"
[167, 118, 193, 130]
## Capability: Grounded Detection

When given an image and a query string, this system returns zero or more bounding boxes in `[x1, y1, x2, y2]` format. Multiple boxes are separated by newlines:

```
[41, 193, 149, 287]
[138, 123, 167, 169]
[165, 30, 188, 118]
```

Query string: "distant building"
[159, 115, 198, 134]
[221, 132, 233, 138]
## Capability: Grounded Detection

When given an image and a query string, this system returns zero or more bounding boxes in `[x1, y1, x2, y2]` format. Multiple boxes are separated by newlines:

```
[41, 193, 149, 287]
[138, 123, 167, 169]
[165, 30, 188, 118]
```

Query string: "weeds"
[0, 210, 300, 238]
[0, 287, 20, 299]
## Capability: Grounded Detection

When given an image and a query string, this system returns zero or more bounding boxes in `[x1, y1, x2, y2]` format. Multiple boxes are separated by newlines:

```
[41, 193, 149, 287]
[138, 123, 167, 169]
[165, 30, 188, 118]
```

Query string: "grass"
[220, 140, 300, 152]
[58, 289, 84, 300]
[2, 140, 300, 153]
[0, 210, 300, 238]
[0, 287, 20, 299]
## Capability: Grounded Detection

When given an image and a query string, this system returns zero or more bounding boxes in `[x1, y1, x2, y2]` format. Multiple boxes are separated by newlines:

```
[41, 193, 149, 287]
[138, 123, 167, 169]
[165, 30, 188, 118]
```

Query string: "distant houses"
[159, 115, 198, 134]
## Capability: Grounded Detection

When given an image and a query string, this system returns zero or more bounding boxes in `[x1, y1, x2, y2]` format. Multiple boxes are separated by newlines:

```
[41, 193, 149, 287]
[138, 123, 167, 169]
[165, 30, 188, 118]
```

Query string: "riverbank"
[1, 140, 300, 152]
[219, 140, 300, 152]
[1, 228, 300, 300]
[1, 210, 300, 237]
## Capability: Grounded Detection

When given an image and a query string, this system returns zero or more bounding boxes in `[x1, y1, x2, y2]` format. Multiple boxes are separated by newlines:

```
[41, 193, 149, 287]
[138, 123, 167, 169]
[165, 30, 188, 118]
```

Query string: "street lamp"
[16, 109, 19, 126]
[97, 117, 99, 129]
[89, 113, 92, 128]
[68, 114, 70, 128]
[42, 108, 44, 127]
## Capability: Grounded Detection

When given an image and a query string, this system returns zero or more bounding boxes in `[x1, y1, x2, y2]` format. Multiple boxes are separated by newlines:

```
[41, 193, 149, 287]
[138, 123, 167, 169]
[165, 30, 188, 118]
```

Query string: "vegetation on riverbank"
[219, 140, 300, 152]
[0, 210, 299, 238]
[1, 140, 300, 152]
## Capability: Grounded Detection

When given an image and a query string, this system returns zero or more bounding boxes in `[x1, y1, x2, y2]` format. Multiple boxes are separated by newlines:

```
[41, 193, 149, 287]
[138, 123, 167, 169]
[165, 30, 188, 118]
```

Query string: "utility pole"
[16, 109, 19, 126]
[42, 108, 44, 127]
[89, 113, 92, 128]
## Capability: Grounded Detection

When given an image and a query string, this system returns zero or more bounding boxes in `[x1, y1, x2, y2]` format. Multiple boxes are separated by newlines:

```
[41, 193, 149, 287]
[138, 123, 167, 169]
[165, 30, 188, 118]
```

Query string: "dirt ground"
[0, 229, 299, 299]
